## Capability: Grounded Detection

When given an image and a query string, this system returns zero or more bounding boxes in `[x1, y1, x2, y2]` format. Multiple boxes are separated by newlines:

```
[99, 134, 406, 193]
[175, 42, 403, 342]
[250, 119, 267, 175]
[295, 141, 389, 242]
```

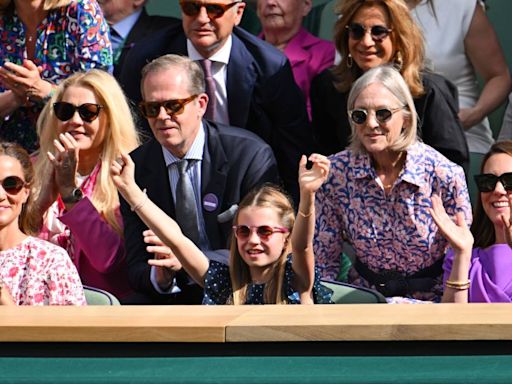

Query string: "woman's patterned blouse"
[313, 142, 472, 301]
[0, 236, 86, 305]
[0, 0, 112, 152]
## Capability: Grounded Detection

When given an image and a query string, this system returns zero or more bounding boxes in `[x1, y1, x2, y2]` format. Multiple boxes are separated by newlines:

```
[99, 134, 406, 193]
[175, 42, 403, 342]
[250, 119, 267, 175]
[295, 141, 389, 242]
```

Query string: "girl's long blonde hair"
[34, 69, 140, 235]
[229, 184, 295, 305]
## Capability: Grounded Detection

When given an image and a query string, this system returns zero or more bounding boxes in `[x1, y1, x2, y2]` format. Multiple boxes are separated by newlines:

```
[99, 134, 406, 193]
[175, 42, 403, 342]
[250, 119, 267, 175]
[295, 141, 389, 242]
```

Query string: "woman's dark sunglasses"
[179, 0, 239, 19]
[346, 23, 392, 41]
[232, 225, 289, 240]
[474, 172, 512, 193]
[349, 106, 404, 125]
[53, 102, 103, 123]
[139, 95, 198, 118]
[0, 176, 26, 195]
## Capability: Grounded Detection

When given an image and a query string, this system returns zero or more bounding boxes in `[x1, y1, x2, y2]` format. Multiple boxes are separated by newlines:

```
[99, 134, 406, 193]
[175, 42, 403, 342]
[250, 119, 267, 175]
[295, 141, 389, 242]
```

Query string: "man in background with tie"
[118, 0, 312, 203]
[98, 0, 180, 79]
[120, 54, 279, 304]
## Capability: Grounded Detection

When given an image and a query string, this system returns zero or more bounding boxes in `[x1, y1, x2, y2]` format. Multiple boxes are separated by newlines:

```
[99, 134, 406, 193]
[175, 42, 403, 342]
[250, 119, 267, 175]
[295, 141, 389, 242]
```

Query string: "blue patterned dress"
[314, 142, 472, 301]
[0, 0, 112, 152]
[203, 255, 333, 304]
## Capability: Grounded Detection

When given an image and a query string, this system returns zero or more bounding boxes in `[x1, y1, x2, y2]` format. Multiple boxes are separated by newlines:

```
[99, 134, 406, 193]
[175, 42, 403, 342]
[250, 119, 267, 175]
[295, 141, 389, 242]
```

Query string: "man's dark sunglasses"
[474, 172, 512, 193]
[139, 95, 199, 118]
[179, 0, 240, 19]
[346, 23, 392, 41]
[53, 102, 103, 123]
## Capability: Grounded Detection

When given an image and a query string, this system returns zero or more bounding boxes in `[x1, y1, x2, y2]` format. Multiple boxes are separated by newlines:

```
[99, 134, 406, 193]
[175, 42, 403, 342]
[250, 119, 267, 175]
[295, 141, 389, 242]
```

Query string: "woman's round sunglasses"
[139, 95, 198, 118]
[232, 225, 289, 241]
[346, 23, 392, 42]
[0, 176, 27, 195]
[53, 102, 103, 123]
[474, 172, 512, 193]
[349, 106, 405, 125]
[179, 0, 239, 19]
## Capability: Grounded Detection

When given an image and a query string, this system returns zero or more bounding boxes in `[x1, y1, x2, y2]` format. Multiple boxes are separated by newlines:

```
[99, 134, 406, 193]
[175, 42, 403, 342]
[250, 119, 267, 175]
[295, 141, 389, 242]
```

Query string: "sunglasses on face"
[474, 172, 512, 193]
[349, 106, 404, 125]
[346, 23, 392, 42]
[232, 225, 289, 241]
[53, 102, 103, 123]
[179, 0, 239, 19]
[139, 95, 198, 118]
[0, 176, 26, 195]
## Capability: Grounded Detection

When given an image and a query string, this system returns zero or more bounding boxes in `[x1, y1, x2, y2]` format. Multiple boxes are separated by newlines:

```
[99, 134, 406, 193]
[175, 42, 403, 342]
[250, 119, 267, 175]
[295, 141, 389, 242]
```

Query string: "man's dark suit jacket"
[113, 8, 181, 79]
[118, 24, 312, 202]
[120, 120, 280, 303]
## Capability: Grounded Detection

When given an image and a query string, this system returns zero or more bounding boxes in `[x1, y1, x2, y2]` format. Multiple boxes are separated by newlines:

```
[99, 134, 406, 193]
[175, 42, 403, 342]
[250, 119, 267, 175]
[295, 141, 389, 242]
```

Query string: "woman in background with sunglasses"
[314, 65, 472, 303]
[310, 0, 469, 171]
[30, 69, 140, 302]
[431, 141, 512, 303]
[0, 142, 85, 305]
[111, 151, 332, 305]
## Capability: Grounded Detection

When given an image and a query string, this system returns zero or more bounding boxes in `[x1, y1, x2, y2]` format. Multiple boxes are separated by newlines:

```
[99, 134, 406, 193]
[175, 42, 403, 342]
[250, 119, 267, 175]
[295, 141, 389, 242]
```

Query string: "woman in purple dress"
[431, 140, 512, 302]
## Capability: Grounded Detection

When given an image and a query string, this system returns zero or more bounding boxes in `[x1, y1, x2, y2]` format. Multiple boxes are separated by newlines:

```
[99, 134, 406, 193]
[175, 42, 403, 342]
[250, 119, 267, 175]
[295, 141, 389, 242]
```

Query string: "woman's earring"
[394, 51, 403, 70]
[347, 53, 353, 68]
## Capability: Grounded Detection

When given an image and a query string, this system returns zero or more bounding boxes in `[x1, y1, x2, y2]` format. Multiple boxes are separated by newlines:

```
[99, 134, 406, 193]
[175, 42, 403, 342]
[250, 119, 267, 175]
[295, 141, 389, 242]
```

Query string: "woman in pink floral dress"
[0, 142, 85, 305]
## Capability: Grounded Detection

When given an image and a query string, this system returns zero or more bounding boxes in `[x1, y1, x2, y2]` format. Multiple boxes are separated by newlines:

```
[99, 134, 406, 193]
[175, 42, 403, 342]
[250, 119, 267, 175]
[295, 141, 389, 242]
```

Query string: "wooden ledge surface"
[0, 304, 511, 342]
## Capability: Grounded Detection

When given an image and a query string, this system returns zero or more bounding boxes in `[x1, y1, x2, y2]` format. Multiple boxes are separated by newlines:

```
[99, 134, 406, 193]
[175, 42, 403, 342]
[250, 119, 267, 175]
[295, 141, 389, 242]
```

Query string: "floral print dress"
[0, 236, 86, 305]
[314, 142, 472, 302]
[0, 0, 112, 152]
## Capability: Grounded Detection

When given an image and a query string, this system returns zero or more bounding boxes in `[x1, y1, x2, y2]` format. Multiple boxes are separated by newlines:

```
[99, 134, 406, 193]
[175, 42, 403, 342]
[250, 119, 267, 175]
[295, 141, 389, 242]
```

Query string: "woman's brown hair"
[471, 140, 512, 248]
[0, 142, 38, 236]
[331, 0, 425, 96]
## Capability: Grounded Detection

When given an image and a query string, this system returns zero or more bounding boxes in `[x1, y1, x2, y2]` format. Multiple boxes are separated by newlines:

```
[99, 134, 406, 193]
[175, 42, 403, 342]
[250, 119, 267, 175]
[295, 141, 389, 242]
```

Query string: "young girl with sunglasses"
[30, 70, 140, 302]
[431, 141, 512, 303]
[111, 152, 332, 304]
[0, 142, 85, 305]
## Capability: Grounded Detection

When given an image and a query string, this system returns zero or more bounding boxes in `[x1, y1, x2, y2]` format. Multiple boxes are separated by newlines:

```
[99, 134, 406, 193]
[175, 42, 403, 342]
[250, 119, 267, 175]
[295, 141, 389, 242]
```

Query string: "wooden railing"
[1, 303, 511, 343]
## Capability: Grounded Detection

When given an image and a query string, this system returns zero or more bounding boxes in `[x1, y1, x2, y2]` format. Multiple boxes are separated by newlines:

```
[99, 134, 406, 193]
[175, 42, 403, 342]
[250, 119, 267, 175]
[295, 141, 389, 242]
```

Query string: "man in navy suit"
[120, 54, 279, 304]
[98, 0, 180, 78]
[118, 0, 312, 202]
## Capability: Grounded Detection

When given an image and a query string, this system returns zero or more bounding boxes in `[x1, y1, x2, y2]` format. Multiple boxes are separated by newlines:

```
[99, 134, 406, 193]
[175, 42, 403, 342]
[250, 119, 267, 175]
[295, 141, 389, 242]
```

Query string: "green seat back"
[83, 286, 121, 305]
[321, 280, 387, 304]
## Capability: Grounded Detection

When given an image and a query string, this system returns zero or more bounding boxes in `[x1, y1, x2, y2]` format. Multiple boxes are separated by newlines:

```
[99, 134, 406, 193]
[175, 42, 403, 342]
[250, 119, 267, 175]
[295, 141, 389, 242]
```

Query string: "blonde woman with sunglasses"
[314, 65, 472, 303]
[111, 152, 332, 305]
[30, 70, 140, 302]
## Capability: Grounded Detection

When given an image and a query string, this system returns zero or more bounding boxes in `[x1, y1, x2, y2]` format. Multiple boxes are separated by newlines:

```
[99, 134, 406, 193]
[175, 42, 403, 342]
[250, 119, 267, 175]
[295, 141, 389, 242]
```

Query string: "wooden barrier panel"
[1, 304, 512, 343]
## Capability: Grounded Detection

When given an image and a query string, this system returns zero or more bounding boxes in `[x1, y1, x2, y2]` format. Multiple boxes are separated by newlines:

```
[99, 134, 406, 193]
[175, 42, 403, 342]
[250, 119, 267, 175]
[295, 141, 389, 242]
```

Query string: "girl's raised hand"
[110, 152, 136, 194]
[429, 194, 473, 254]
[298, 154, 330, 195]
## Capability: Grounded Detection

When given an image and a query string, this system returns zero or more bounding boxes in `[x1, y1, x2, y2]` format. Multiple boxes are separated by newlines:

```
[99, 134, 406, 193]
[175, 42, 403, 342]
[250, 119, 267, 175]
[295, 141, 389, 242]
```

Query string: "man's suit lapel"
[140, 140, 176, 218]
[226, 32, 257, 129]
[201, 122, 228, 248]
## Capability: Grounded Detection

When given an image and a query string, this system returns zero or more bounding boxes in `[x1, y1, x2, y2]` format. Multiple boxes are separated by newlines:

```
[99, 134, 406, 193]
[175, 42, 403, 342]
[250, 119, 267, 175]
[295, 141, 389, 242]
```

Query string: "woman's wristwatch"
[61, 188, 83, 204]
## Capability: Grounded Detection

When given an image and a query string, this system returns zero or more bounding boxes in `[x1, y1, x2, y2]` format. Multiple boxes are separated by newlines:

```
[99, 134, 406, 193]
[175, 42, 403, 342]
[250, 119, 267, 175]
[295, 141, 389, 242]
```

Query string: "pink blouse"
[0, 236, 86, 305]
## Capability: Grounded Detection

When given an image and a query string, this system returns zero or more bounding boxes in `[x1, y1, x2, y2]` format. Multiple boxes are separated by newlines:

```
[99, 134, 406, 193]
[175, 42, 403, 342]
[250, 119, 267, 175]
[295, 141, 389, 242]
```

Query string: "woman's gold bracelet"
[297, 210, 313, 218]
[445, 279, 471, 290]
